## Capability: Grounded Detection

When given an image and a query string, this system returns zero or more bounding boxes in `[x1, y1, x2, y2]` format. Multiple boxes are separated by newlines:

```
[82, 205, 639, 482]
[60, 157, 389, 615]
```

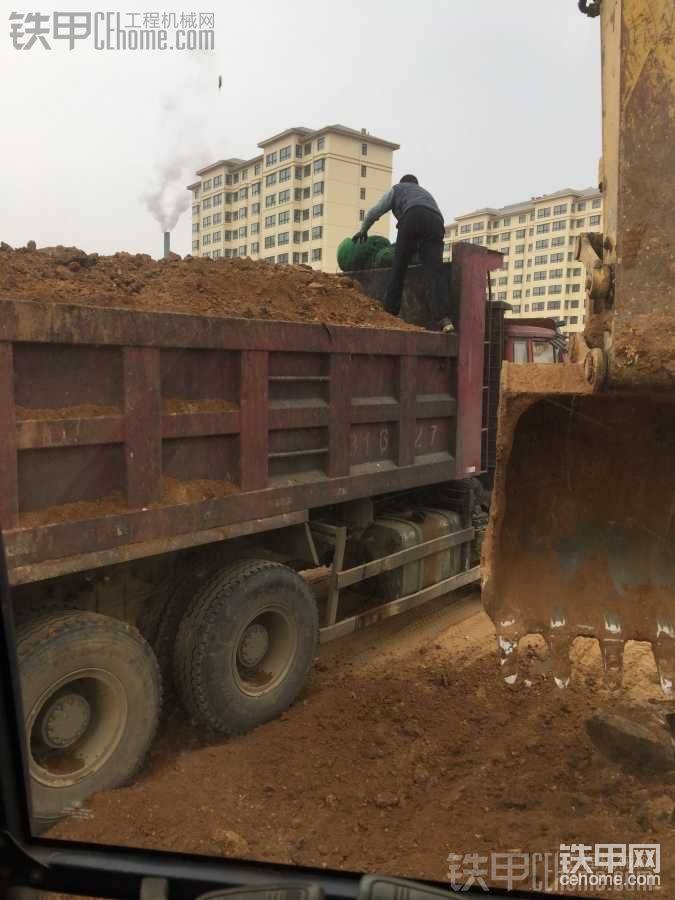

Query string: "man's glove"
[352, 230, 368, 244]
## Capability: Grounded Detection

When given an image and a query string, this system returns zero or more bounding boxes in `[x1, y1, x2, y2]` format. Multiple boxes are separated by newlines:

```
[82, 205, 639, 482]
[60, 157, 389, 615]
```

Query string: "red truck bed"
[0, 244, 495, 585]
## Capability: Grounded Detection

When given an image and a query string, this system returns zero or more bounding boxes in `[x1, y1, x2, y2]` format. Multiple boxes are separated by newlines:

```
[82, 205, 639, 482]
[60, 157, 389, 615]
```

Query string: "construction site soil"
[52, 600, 675, 898]
[0, 244, 417, 330]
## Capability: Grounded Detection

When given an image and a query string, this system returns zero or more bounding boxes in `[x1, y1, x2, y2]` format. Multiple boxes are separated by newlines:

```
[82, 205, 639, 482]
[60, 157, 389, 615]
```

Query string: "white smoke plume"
[141, 50, 225, 240]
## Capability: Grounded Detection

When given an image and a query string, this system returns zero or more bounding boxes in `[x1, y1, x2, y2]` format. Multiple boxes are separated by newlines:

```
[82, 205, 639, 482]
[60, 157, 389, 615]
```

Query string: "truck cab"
[504, 317, 568, 364]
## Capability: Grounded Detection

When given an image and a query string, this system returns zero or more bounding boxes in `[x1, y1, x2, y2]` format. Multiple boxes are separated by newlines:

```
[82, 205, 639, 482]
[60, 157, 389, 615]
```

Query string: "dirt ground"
[0, 243, 416, 330]
[51, 594, 675, 897]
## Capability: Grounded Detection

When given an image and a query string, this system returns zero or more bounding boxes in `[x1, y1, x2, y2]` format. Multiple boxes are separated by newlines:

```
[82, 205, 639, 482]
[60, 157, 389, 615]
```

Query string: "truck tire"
[173, 559, 318, 734]
[17, 609, 161, 828]
[137, 558, 222, 704]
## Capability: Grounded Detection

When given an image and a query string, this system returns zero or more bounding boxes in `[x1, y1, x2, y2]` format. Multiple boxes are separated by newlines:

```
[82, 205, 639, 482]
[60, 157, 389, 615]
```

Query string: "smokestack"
[163, 231, 170, 259]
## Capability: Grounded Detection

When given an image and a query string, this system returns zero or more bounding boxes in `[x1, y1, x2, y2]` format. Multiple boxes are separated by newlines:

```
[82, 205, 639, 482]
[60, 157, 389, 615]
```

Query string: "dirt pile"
[51, 606, 675, 898]
[0, 243, 417, 330]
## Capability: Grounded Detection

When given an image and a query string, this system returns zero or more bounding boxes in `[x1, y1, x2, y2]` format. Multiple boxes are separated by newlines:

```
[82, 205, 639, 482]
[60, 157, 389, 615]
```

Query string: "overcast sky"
[0, 1, 601, 257]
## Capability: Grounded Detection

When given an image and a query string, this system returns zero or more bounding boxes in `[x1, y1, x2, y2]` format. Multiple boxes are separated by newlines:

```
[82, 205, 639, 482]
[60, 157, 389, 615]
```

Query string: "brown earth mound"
[0, 243, 417, 331]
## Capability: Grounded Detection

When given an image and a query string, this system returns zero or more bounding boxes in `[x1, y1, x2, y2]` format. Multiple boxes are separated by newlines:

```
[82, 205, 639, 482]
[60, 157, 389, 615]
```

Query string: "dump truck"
[483, 0, 674, 693]
[0, 239, 569, 826]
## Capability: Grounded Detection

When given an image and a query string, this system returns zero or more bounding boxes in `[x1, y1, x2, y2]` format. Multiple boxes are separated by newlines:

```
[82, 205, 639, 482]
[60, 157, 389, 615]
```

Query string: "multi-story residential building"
[187, 124, 398, 271]
[443, 187, 603, 334]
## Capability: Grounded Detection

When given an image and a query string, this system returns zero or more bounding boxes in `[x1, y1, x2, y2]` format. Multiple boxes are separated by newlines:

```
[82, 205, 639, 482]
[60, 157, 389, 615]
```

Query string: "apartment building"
[443, 188, 603, 334]
[187, 124, 398, 271]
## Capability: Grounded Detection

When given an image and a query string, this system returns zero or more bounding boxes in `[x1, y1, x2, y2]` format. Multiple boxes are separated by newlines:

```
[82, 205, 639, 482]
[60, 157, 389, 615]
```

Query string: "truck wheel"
[173, 559, 318, 734]
[17, 609, 161, 828]
[137, 558, 222, 703]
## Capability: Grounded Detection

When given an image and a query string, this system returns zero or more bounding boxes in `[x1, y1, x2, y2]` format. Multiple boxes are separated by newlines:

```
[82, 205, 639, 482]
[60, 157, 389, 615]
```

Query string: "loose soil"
[0, 244, 417, 331]
[51, 599, 675, 897]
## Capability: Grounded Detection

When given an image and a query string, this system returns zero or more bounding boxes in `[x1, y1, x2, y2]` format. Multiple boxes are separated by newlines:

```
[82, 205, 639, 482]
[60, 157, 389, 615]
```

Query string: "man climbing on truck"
[353, 174, 449, 327]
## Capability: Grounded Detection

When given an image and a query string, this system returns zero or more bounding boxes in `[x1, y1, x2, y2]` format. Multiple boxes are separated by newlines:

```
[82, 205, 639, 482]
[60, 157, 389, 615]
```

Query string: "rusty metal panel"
[239, 349, 269, 491]
[123, 347, 162, 507]
[0, 343, 18, 529]
[451, 244, 503, 476]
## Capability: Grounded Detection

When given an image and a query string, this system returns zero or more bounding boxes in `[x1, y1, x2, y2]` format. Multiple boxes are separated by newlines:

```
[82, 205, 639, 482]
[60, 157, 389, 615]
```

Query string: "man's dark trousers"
[384, 206, 447, 320]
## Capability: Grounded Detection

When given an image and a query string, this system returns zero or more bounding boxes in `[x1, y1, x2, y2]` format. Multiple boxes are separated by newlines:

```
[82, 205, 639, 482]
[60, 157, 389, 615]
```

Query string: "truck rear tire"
[173, 559, 318, 734]
[17, 609, 161, 828]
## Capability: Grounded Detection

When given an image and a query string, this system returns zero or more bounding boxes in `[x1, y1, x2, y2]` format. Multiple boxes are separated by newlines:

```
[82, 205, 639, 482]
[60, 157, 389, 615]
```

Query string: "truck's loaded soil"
[50, 605, 675, 897]
[0, 243, 418, 330]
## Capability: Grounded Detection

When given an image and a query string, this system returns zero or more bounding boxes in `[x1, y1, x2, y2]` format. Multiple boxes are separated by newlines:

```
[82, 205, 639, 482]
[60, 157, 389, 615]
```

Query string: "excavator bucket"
[482, 0, 675, 692]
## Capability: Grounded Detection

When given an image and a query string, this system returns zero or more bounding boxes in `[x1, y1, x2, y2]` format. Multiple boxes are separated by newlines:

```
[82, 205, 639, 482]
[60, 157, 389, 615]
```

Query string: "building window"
[460, 224, 471, 234]
[278, 232, 289, 246]
[532, 300, 546, 310]
[202, 233, 211, 246]
[359, 209, 365, 222]
[514, 259, 524, 269]
[264, 235, 275, 249]
[589, 214, 601, 225]
[518, 214, 527, 223]
[278, 210, 290, 225]
[312, 203, 324, 217]
[293, 231, 301, 244]
[301, 252, 309, 264]
[302, 208, 310, 221]
[514, 245, 525, 255]
[276, 253, 289, 264]
[302, 230, 310, 242]
[250, 241, 259, 254]
[295, 145, 303, 159]
[192, 223, 200, 233]
[361, 165, 367, 177]
[279, 145, 291, 161]
[251, 182, 261, 196]
[238, 245, 247, 256]
[265, 151, 277, 167]
[361, 142, 368, 155]
[203, 178, 212, 191]
[303, 187, 311, 199]
[592, 198, 601, 209]
[576, 200, 587, 211]
[360, 188, 366, 200]
[193, 187, 200, 199]
[569, 315, 579, 324]
[192, 240, 199, 251]
[536, 223, 550, 234]
[265, 173, 277, 187]
[213, 212, 222, 225]
[572, 283, 581, 293]
[537, 207, 550, 218]
[547, 300, 561, 310]
[264, 214, 276, 228]
[202, 216, 211, 228]
[550, 252, 564, 263]
[515, 229, 526, 239]
[236, 227, 246, 239]
[534, 270, 547, 281]
[575, 218, 585, 227]
[535, 254, 548, 265]
[278, 189, 291, 204]
[500, 247, 510, 255]
[513, 274, 523, 284]
[497, 291, 507, 301]
[317, 136, 325, 150]
[498, 276, 508, 285]
[313, 158, 325, 174]
[553, 204, 568, 216]
[224, 230, 232, 241]
[250, 222, 260, 235]
[202, 197, 212, 210]
[304, 141, 312, 155]
[535, 240, 548, 250]
[549, 268, 563, 278]
[252, 202, 260, 215]
[311, 225, 323, 240]
[501, 231, 511, 241]
[565, 299, 580, 310]
[311, 248, 322, 262]
[551, 236, 565, 247]
[313, 181, 324, 195]
[192, 204, 200, 216]
[548, 284, 563, 294]
[473, 222, 484, 231]
[265, 194, 276, 208]
[232, 173, 240, 185]
[279, 167, 291, 183]
[512, 291, 522, 300]
[552, 220, 566, 231]
[295, 166, 303, 180]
